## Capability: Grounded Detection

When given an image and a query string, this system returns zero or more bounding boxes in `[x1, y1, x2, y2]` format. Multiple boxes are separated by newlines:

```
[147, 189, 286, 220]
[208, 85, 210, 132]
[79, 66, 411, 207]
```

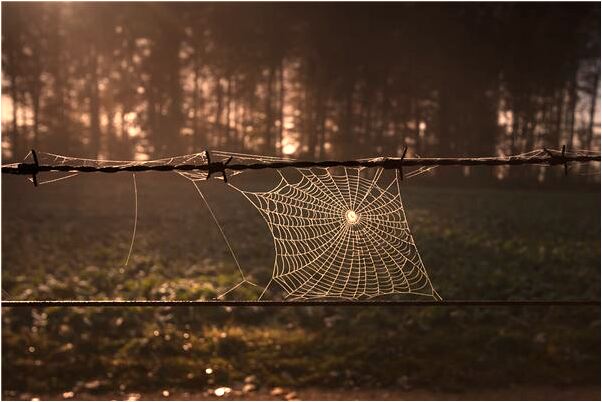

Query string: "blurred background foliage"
[1, 173, 600, 398]
[1, 3, 600, 183]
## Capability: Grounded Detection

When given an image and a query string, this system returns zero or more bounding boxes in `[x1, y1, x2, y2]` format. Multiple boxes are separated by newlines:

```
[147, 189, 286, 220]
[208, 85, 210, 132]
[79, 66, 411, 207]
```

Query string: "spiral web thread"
[237, 167, 441, 300]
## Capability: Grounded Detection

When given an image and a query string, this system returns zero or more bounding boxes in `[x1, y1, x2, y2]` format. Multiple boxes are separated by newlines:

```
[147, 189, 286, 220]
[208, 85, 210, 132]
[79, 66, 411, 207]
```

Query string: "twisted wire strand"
[2, 149, 600, 176]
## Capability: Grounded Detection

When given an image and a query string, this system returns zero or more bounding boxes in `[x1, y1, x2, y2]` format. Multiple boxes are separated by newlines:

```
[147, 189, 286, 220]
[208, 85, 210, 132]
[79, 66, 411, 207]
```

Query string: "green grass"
[1, 173, 600, 397]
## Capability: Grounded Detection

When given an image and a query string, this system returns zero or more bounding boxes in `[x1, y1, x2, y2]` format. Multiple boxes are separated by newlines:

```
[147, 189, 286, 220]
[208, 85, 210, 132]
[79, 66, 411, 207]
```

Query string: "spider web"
[234, 166, 441, 300]
[7, 150, 440, 301]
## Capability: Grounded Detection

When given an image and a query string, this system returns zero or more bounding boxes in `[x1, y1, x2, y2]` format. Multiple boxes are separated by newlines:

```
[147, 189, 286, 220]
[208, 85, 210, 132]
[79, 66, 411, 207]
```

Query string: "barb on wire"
[544, 144, 569, 176]
[398, 145, 408, 180]
[205, 150, 213, 179]
[205, 150, 232, 182]
[24, 149, 40, 186]
[222, 156, 233, 183]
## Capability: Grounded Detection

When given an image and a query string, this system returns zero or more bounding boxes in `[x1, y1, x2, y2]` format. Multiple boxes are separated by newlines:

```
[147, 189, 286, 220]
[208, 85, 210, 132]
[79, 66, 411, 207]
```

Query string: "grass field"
[2, 172, 600, 400]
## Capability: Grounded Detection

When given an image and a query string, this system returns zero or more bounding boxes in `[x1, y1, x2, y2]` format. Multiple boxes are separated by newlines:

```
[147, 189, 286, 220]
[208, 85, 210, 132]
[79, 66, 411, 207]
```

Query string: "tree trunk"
[265, 65, 275, 153]
[377, 83, 390, 152]
[214, 75, 223, 149]
[585, 66, 600, 149]
[225, 74, 233, 147]
[566, 68, 578, 149]
[53, 9, 69, 154]
[364, 97, 374, 154]
[316, 98, 327, 159]
[303, 61, 316, 158]
[278, 61, 285, 156]
[342, 81, 355, 158]
[412, 97, 421, 156]
[31, 83, 40, 151]
[585, 65, 600, 178]
[119, 108, 129, 159]
[89, 50, 102, 158]
[192, 51, 203, 152]
[551, 88, 564, 149]
[9, 73, 20, 161]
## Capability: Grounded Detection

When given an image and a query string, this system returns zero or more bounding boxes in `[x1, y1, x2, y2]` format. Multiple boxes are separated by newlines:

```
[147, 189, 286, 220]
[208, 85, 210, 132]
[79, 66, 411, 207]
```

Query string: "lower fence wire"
[1, 300, 599, 307]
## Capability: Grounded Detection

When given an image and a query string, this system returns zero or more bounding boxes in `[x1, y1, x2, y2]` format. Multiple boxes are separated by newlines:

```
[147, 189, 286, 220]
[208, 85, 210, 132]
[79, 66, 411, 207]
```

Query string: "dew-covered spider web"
[6, 150, 443, 301]
[169, 153, 440, 300]
[235, 167, 441, 300]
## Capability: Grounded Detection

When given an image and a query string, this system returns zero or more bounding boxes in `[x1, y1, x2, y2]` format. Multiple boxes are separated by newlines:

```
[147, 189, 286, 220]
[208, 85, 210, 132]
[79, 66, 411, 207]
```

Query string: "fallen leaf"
[270, 387, 285, 396]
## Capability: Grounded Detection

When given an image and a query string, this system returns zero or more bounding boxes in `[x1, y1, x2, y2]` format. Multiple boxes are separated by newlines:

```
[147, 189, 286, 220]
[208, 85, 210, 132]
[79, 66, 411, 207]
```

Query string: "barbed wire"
[2, 147, 600, 179]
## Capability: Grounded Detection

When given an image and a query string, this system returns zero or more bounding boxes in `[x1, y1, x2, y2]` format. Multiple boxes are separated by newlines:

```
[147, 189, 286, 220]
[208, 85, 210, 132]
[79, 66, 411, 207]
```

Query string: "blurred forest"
[2, 4, 601, 399]
[2, 3, 600, 183]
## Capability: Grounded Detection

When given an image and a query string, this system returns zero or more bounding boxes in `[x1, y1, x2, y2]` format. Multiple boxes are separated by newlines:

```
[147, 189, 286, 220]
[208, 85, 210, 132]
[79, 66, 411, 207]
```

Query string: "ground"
[2, 172, 600, 400]
[6, 385, 600, 401]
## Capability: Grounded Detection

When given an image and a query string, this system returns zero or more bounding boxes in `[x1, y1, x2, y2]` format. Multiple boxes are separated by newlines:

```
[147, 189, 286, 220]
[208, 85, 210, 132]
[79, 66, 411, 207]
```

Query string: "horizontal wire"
[2, 150, 600, 176]
[1, 300, 599, 307]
